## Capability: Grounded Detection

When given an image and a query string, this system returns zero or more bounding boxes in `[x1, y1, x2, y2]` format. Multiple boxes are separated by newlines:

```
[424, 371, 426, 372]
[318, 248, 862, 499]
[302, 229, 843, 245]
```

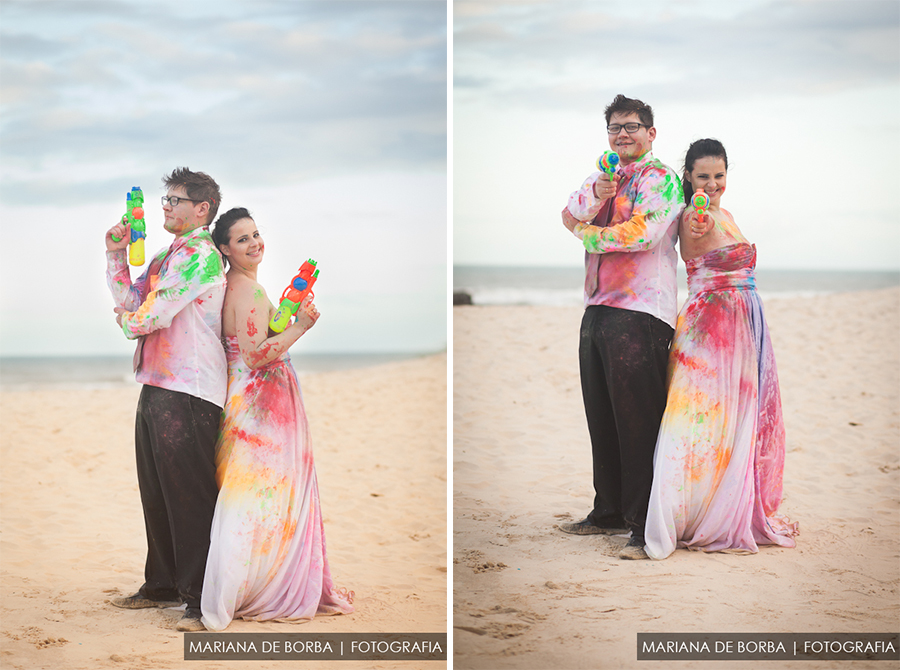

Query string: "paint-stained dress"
[201, 337, 353, 630]
[644, 243, 798, 559]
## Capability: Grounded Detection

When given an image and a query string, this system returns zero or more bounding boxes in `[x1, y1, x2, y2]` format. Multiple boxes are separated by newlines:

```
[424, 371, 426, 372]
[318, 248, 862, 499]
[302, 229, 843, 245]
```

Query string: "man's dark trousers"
[579, 305, 673, 541]
[133, 385, 220, 609]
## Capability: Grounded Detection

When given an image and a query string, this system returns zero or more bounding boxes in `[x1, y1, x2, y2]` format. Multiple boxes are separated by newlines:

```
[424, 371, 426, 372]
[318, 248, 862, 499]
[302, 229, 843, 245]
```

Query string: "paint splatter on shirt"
[644, 243, 798, 559]
[106, 227, 227, 407]
[200, 336, 353, 630]
[567, 152, 683, 328]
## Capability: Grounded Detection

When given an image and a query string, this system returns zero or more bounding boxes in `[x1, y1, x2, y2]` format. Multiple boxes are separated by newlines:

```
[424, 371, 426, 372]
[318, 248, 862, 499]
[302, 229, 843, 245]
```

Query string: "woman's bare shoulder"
[225, 272, 268, 299]
[222, 277, 266, 324]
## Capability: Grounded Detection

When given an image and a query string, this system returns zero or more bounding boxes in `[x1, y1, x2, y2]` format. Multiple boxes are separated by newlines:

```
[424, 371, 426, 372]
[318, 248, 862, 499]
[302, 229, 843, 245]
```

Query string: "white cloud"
[454, 0, 899, 108]
[0, 0, 447, 206]
[453, 1, 900, 270]
[0, 0, 448, 357]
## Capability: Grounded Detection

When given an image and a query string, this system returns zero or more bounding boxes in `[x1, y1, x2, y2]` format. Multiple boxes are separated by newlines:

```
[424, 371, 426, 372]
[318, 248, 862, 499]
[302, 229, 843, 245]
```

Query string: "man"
[558, 95, 682, 560]
[105, 168, 226, 630]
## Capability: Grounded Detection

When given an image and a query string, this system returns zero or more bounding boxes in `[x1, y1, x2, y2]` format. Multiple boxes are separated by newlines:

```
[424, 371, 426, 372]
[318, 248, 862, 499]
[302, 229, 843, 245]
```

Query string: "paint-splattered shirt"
[566, 152, 683, 328]
[106, 227, 227, 407]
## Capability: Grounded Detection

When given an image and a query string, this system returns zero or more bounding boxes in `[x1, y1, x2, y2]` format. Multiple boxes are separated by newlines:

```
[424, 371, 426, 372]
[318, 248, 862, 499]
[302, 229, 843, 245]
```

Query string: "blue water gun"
[596, 151, 620, 179]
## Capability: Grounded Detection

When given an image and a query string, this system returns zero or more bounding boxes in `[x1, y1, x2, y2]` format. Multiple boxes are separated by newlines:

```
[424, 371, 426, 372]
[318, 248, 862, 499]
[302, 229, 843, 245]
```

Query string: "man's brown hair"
[604, 94, 654, 128]
[163, 168, 222, 224]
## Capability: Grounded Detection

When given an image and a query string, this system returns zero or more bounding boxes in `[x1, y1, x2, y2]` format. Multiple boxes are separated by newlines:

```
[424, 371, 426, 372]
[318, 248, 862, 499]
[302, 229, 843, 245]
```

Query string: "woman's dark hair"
[682, 139, 728, 204]
[211, 207, 253, 265]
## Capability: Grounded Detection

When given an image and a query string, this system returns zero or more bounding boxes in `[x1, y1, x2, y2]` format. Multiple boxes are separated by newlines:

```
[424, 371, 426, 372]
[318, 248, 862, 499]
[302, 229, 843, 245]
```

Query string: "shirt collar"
[618, 151, 654, 179]
[169, 226, 212, 251]
[173, 225, 211, 246]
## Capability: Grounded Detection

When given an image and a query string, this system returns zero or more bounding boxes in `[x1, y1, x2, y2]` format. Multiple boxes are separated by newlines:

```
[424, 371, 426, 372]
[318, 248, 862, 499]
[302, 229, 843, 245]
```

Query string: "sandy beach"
[453, 288, 900, 669]
[0, 353, 447, 670]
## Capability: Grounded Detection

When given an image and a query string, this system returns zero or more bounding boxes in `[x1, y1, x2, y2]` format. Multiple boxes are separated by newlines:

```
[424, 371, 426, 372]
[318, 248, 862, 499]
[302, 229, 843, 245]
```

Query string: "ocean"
[4, 267, 896, 389]
[453, 266, 900, 307]
[0, 352, 437, 391]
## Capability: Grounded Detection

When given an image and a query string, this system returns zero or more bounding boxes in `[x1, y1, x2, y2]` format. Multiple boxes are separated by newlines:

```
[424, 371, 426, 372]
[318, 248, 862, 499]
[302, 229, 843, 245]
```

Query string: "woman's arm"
[679, 207, 749, 261]
[233, 280, 319, 369]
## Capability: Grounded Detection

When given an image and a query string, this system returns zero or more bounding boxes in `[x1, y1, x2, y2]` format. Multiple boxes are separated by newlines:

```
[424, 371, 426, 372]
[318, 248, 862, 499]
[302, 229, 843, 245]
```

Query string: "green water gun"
[126, 187, 146, 265]
[692, 188, 710, 224]
[112, 187, 146, 265]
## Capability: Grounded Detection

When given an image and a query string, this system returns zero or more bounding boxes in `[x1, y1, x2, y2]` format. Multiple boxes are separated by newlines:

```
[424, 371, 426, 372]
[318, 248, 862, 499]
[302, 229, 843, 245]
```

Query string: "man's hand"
[106, 217, 131, 251]
[592, 173, 617, 201]
[113, 306, 127, 328]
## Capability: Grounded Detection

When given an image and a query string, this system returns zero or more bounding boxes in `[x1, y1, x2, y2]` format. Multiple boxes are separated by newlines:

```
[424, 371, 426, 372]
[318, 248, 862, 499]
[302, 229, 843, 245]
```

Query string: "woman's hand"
[290, 294, 320, 333]
[688, 210, 715, 239]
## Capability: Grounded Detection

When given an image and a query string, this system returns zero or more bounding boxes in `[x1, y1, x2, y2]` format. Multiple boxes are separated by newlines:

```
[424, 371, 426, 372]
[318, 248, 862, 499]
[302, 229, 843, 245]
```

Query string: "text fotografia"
[184, 633, 446, 661]
[637, 633, 899, 661]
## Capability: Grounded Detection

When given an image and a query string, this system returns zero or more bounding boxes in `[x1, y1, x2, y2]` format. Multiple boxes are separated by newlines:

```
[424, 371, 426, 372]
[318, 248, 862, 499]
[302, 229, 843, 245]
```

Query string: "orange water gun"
[268, 259, 319, 333]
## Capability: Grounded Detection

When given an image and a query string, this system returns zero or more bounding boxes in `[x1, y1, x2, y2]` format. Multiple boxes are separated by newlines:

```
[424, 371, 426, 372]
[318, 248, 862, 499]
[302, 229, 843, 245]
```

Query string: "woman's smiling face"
[688, 156, 727, 207]
[220, 218, 264, 268]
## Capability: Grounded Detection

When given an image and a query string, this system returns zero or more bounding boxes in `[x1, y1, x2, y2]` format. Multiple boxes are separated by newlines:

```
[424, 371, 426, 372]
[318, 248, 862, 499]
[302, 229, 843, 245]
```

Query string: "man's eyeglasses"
[607, 123, 650, 135]
[161, 195, 201, 207]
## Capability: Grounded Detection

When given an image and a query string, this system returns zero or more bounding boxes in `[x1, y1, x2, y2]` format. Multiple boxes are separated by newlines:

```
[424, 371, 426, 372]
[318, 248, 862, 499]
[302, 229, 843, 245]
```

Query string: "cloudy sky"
[3, 1, 898, 357]
[1, 0, 447, 357]
[453, 0, 900, 270]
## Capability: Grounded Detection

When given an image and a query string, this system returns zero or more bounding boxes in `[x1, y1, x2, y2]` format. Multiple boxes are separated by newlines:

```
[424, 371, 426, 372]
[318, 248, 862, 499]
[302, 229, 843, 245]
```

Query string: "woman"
[643, 139, 799, 560]
[200, 207, 353, 630]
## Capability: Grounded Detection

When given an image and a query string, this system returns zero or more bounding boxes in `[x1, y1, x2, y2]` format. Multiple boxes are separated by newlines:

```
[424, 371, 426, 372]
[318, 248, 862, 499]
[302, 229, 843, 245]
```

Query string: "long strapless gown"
[201, 336, 353, 630]
[644, 243, 799, 560]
